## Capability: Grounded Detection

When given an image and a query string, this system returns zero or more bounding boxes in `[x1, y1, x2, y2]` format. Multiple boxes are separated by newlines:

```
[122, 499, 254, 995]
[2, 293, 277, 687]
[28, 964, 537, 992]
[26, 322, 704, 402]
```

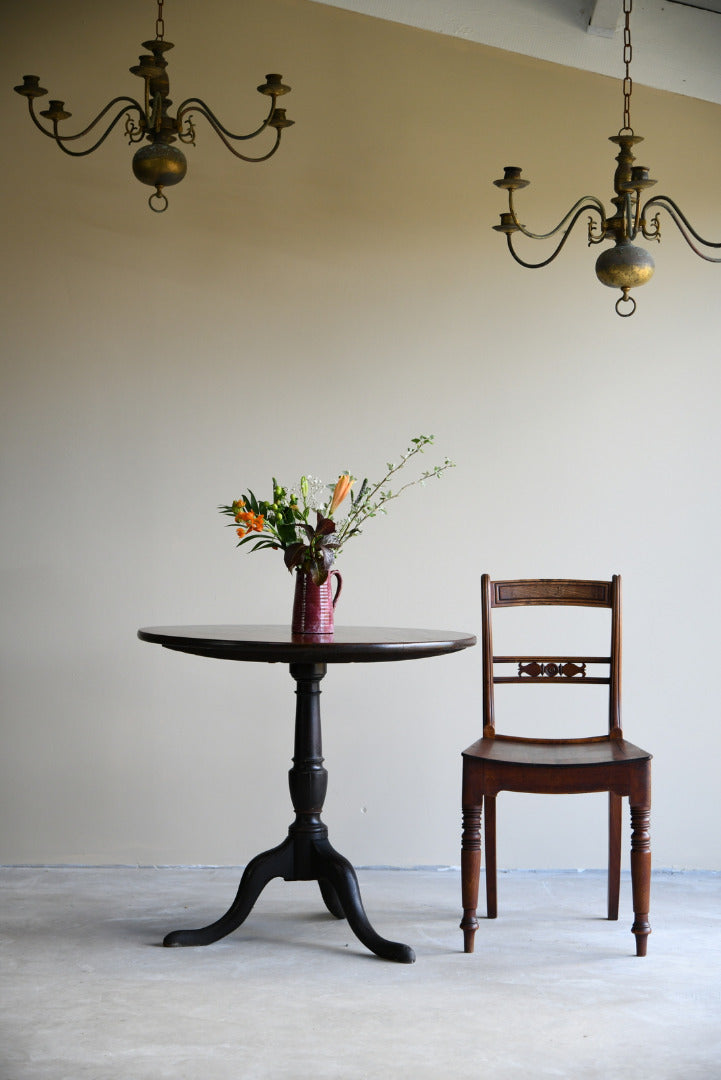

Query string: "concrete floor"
[1, 867, 719, 1080]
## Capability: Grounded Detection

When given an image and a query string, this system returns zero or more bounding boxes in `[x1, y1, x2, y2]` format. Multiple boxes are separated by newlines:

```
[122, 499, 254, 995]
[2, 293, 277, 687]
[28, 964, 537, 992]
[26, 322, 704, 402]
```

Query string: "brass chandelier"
[14, 0, 293, 213]
[493, 0, 720, 316]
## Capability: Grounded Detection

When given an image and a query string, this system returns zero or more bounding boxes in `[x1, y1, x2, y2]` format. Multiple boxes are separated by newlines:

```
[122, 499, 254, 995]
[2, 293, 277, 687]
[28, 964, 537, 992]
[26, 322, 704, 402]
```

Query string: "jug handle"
[331, 570, 343, 608]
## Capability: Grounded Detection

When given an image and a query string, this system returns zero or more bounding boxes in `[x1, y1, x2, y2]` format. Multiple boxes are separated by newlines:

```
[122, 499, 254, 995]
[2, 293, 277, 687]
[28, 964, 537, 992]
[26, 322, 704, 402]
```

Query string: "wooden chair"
[460, 575, 652, 956]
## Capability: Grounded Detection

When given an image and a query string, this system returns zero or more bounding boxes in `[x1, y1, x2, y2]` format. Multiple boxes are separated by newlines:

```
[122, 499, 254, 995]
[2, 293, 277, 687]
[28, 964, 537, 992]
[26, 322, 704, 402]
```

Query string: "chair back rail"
[490, 579, 613, 607]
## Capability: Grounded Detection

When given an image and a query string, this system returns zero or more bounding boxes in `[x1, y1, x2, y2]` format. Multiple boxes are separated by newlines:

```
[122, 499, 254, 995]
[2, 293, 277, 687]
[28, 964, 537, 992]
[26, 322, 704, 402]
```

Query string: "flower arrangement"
[219, 435, 454, 585]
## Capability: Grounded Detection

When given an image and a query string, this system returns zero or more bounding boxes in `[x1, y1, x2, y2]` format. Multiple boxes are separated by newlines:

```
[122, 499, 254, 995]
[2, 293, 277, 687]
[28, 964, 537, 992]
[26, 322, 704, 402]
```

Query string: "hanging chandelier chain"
[621, 0, 633, 133]
[155, 0, 165, 42]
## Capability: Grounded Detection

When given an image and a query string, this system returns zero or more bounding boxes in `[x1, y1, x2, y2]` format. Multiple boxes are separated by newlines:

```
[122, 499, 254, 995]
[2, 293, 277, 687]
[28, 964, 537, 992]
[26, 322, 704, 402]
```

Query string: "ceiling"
[307, 0, 721, 104]
[671, 1, 721, 12]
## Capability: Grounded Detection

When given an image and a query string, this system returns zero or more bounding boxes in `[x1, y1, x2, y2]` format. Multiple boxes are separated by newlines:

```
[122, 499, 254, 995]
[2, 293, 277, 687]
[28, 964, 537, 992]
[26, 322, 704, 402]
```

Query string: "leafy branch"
[333, 435, 455, 553]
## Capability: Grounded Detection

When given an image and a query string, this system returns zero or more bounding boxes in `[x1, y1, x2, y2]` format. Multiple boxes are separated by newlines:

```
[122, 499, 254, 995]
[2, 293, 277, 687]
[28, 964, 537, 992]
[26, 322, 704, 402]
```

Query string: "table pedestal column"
[163, 661, 415, 963]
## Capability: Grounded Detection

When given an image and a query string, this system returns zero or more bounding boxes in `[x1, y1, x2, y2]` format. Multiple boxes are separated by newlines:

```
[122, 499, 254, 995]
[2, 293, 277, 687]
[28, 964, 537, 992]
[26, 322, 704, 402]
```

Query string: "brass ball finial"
[595, 240, 655, 291]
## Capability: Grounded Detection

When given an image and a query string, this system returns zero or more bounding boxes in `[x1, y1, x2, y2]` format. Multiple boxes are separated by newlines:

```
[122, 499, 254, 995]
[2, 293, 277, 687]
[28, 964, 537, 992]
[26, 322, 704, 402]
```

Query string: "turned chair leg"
[630, 803, 651, 956]
[484, 794, 498, 919]
[460, 803, 482, 952]
[608, 792, 622, 920]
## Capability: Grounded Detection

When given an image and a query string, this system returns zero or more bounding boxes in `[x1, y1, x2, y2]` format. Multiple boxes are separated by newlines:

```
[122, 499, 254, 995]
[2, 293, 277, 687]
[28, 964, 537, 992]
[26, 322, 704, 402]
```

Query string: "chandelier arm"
[26, 95, 146, 148]
[631, 192, 644, 241]
[50, 107, 147, 158]
[642, 195, 721, 255]
[177, 104, 283, 162]
[621, 189, 638, 241]
[505, 204, 603, 269]
[509, 192, 607, 241]
[175, 97, 276, 142]
[507, 203, 604, 268]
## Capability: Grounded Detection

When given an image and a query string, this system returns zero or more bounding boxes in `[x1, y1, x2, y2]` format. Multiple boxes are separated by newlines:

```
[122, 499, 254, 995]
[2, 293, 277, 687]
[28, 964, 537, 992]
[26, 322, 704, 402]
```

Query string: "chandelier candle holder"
[493, 0, 720, 315]
[14, 0, 293, 212]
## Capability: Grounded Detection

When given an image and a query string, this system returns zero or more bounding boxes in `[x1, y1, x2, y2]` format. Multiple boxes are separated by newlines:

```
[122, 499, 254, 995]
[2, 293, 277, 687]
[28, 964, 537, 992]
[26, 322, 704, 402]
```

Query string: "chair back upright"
[481, 575, 622, 742]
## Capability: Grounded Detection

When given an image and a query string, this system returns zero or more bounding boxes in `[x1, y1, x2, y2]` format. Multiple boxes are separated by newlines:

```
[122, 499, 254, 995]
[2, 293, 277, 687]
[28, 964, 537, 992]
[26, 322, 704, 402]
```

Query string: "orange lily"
[328, 473, 353, 516]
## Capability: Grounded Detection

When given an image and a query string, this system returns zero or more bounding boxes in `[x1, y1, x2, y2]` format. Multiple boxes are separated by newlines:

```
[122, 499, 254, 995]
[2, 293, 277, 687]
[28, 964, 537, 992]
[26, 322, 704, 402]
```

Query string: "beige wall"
[2, 0, 720, 869]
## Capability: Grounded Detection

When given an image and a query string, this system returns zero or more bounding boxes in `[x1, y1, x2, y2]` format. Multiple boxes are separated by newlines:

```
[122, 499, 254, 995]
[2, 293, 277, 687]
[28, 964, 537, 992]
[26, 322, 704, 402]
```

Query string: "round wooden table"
[138, 625, 476, 963]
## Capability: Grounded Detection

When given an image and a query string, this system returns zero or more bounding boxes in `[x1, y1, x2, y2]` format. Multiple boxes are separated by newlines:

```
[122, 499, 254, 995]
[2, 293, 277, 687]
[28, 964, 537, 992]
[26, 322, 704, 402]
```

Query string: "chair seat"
[462, 735, 651, 768]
